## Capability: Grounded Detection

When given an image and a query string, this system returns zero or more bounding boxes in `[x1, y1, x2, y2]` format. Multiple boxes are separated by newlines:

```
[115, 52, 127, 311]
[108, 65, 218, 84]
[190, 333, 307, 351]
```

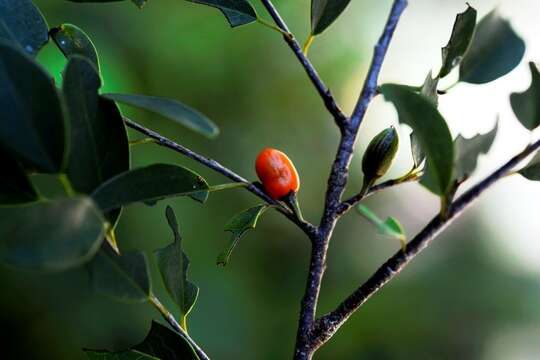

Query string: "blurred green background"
[3, 0, 540, 358]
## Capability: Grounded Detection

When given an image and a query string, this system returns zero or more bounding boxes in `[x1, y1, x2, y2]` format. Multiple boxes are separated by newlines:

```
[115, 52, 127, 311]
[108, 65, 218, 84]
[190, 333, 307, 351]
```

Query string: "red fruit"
[255, 148, 300, 200]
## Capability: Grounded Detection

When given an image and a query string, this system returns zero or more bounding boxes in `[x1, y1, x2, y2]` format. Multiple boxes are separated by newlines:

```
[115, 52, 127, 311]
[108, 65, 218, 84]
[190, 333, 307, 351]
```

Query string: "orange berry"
[255, 148, 300, 200]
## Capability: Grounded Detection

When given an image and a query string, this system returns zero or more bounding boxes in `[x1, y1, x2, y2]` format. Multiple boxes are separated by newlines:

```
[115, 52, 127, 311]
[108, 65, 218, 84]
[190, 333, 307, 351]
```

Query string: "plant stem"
[58, 173, 75, 197]
[149, 293, 210, 360]
[129, 137, 156, 146]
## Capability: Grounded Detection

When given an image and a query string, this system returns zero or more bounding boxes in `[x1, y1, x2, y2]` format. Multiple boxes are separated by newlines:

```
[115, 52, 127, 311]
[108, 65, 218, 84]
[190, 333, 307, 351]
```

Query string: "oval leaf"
[185, 0, 257, 28]
[134, 321, 200, 360]
[510, 62, 540, 131]
[379, 84, 454, 195]
[311, 0, 351, 35]
[0, 0, 48, 56]
[459, 9, 525, 84]
[438, 4, 477, 78]
[91, 164, 210, 212]
[217, 204, 270, 266]
[104, 93, 219, 139]
[0, 41, 66, 173]
[0, 197, 105, 271]
[0, 148, 38, 205]
[518, 151, 540, 181]
[51, 24, 100, 72]
[88, 243, 151, 302]
[155, 207, 199, 327]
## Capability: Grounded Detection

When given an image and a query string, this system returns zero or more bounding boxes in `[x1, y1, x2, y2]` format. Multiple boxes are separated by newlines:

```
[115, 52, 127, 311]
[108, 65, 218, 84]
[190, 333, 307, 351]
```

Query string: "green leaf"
[104, 93, 219, 139]
[154, 206, 199, 326]
[0, 148, 38, 205]
[88, 243, 151, 302]
[92, 164, 210, 212]
[51, 24, 100, 72]
[0, 41, 66, 173]
[85, 349, 159, 360]
[420, 71, 439, 106]
[0, 0, 48, 56]
[311, 0, 351, 35]
[185, 0, 257, 28]
[217, 205, 270, 266]
[356, 205, 406, 246]
[510, 62, 540, 130]
[0, 197, 105, 271]
[459, 9, 525, 84]
[454, 120, 498, 181]
[63, 57, 130, 193]
[518, 151, 540, 181]
[134, 321, 200, 360]
[438, 4, 477, 78]
[410, 132, 426, 169]
[379, 84, 454, 195]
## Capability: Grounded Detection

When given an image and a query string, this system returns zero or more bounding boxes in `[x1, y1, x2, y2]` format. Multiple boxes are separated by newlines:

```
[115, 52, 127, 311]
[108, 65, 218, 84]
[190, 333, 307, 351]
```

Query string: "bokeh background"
[3, 0, 540, 358]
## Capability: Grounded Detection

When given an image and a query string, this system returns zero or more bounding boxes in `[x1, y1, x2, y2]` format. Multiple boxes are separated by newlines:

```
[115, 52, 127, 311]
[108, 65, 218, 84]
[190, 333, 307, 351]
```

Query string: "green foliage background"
[2, 0, 540, 358]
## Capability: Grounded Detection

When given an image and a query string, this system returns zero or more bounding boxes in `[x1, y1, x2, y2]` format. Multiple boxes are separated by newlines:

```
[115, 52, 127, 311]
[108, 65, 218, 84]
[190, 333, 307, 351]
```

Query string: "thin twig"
[310, 138, 540, 350]
[259, 0, 347, 127]
[293, 2, 408, 359]
[123, 117, 318, 238]
[149, 294, 210, 360]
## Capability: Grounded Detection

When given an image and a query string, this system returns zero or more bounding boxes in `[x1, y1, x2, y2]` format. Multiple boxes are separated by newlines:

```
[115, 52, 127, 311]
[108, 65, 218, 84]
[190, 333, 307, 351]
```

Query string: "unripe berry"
[362, 126, 399, 184]
[255, 148, 300, 200]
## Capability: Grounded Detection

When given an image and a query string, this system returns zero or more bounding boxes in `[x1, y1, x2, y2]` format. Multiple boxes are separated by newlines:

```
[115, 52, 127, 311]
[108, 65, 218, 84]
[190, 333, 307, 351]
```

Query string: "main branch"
[310, 138, 540, 349]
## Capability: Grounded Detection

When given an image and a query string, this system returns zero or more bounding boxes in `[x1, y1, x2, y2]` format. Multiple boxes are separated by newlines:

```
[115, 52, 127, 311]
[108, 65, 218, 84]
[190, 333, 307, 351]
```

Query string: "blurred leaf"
[0, 197, 105, 271]
[311, 0, 351, 35]
[379, 84, 454, 195]
[0, 148, 38, 204]
[51, 24, 100, 72]
[155, 206, 199, 328]
[454, 120, 498, 181]
[88, 243, 151, 302]
[0, 0, 48, 56]
[410, 132, 426, 169]
[185, 0, 256, 28]
[438, 4, 477, 78]
[131, 0, 147, 8]
[134, 321, 200, 360]
[104, 93, 219, 139]
[459, 9, 525, 84]
[356, 205, 406, 248]
[420, 71, 439, 106]
[0, 41, 66, 173]
[85, 349, 159, 360]
[92, 164, 210, 212]
[217, 204, 270, 266]
[518, 151, 540, 181]
[510, 62, 540, 130]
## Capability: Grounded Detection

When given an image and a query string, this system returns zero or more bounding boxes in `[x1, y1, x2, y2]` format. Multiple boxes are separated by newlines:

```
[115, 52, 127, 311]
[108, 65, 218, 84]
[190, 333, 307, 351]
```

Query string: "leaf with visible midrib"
[185, 0, 257, 28]
[0, 197, 105, 271]
[510, 62, 540, 131]
[0, 148, 38, 204]
[104, 93, 219, 139]
[0, 41, 66, 173]
[134, 321, 200, 360]
[217, 205, 270, 266]
[311, 0, 351, 35]
[0, 0, 48, 56]
[155, 207, 199, 327]
[91, 164, 210, 212]
[85, 349, 159, 360]
[51, 24, 100, 72]
[454, 121, 498, 181]
[438, 4, 477, 78]
[459, 9, 525, 84]
[379, 84, 454, 196]
[88, 243, 151, 302]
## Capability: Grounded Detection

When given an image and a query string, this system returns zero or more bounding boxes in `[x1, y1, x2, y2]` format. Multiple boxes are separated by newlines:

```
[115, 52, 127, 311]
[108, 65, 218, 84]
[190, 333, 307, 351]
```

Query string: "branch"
[293, 2, 408, 359]
[310, 138, 540, 350]
[149, 294, 210, 360]
[123, 117, 318, 238]
[259, 0, 347, 127]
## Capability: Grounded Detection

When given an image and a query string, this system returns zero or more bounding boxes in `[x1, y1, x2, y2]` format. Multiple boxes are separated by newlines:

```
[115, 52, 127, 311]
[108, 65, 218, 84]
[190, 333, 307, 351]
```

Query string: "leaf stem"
[58, 173, 75, 197]
[302, 34, 315, 55]
[208, 182, 249, 192]
[256, 17, 292, 38]
[129, 137, 156, 146]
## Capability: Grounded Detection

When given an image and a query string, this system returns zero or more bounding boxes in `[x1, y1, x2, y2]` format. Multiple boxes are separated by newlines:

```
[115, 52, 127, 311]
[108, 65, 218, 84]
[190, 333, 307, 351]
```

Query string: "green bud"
[362, 126, 399, 183]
